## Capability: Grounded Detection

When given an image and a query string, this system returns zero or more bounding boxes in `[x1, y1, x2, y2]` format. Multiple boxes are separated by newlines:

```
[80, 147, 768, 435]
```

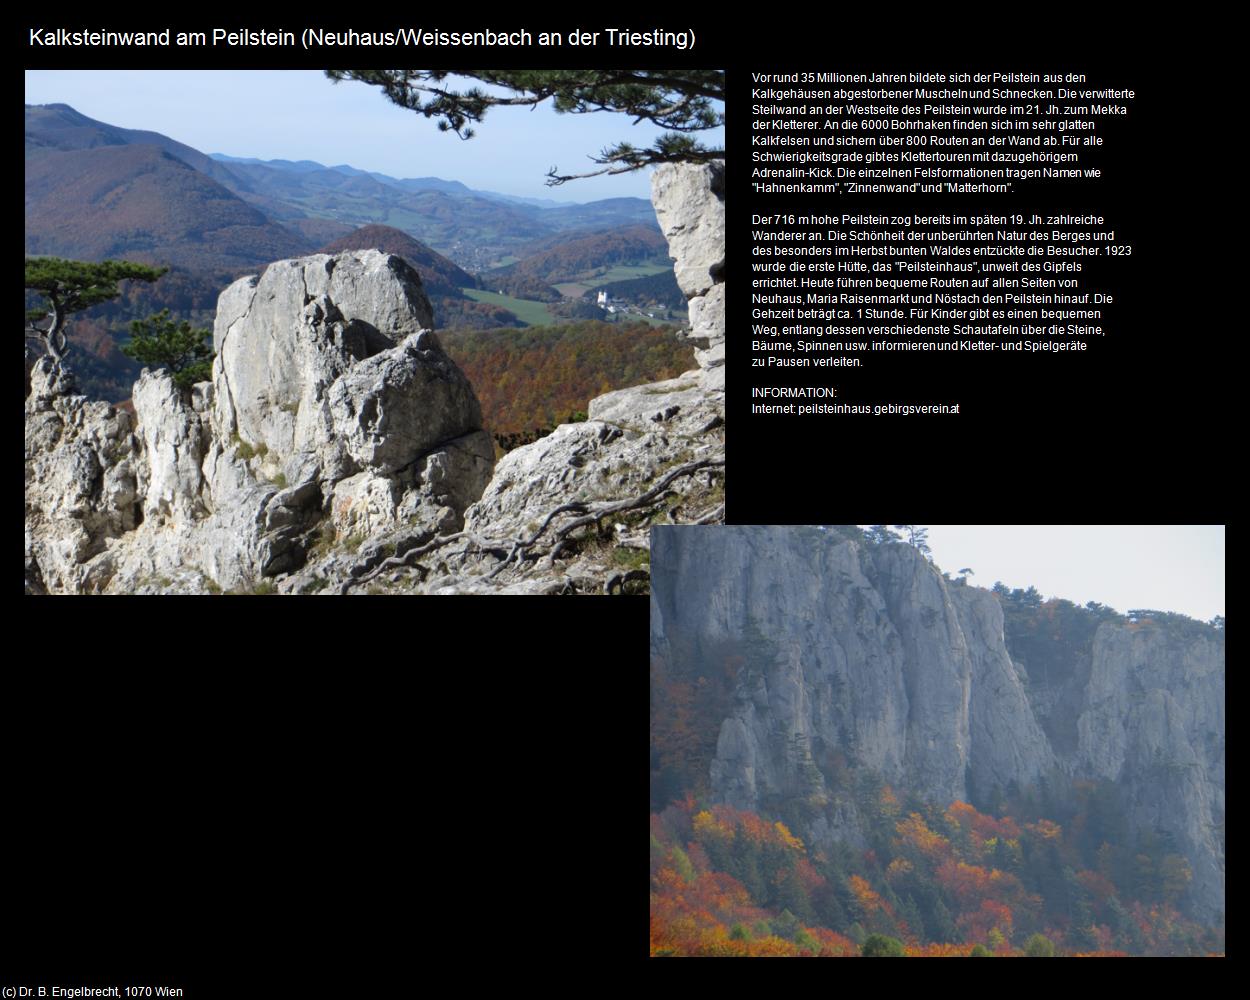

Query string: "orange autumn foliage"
[936, 859, 1002, 905]
[944, 800, 979, 831]
[849, 874, 893, 917]
[774, 821, 805, 852]
[1027, 818, 1063, 840]
[810, 927, 858, 956]
[692, 805, 808, 853]
[945, 800, 1021, 842]
[895, 812, 951, 860]
[905, 941, 979, 957]
[651, 784, 1218, 958]
[885, 858, 914, 882]
[957, 898, 1014, 943]
[794, 857, 826, 892]
[651, 862, 854, 957]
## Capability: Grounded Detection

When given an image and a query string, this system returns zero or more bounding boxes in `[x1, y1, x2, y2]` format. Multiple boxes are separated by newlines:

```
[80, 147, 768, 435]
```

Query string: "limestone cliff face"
[1075, 622, 1225, 921]
[651, 161, 724, 377]
[650, 526, 1225, 921]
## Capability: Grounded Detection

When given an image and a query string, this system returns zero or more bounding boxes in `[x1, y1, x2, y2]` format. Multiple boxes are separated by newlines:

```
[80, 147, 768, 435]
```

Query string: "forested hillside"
[650, 787, 1220, 956]
[441, 321, 693, 444]
[650, 525, 1225, 957]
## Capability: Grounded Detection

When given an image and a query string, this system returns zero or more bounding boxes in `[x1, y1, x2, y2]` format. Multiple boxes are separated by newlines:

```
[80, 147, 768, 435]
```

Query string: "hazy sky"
[921, 525, 1225, 621]
[24, 70, 724, 201]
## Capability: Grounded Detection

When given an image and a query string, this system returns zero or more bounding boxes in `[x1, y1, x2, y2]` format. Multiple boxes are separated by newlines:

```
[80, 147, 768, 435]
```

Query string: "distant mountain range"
[26, 143, 313, 275]
[26, 103, 660, 267]
[209, 153, 570, 209]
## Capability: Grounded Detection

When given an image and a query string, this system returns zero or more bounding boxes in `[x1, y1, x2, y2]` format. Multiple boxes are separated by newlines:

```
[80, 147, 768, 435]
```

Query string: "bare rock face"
[132, 371, 207, 524]
[24, 362, 146, 595]
[652, 161, 725, 368]
[1076, 623, 1225, 921]
[213, 252, 475, 491]
[950, 585, 1056, 801]
[326, 330, 483, 475]
[650, 526, 1225, 922]
[24, 359, 143, 594]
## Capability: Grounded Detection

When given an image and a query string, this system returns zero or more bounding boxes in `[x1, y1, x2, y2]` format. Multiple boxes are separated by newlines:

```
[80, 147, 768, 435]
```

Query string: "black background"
[18, 16, 1226, 987]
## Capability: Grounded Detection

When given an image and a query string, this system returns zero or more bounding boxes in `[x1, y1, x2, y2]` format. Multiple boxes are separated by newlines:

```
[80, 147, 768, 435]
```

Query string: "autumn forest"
[649, 527, 1225, 957]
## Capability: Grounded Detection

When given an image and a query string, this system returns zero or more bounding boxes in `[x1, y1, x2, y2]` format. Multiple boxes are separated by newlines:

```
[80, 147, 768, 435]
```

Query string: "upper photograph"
[25, 69, 725, 595]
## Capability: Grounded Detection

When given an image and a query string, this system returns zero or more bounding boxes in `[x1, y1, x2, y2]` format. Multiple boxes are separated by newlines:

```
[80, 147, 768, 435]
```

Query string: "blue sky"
[920, 525, 1224, 621]
[24, 70, 724, 201]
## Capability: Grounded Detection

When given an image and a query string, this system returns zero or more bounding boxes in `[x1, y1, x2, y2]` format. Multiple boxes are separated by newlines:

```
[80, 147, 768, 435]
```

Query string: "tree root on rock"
[605, 569, 650, 595]
[338, 456, 724, 593]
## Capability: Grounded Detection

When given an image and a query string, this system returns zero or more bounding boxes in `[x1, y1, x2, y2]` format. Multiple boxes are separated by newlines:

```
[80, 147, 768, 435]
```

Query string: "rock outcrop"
[25, 360, 144, 594]
[650, 526, 1225, 922]
[26, 161, 726, 595]
[652, 161, 725, 377]
[25, 250, 494, 592]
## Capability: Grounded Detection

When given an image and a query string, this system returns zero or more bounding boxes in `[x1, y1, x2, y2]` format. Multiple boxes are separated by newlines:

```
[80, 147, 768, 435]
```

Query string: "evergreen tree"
[897, 894, 924, 942]
[772, 908, 803, 942]
[741, 616, 780, 678]
[928, 897, 960, 943]
[121, 310, 215, 389]
[326, 70, 724, 184]
[893, 524, 932, 558]
[776, 865, 816, 924]
[815, 883, 850, 932]
[1023, 933, 1056, 957]
[729, 834, 766, 902]
[1019, 585, 1043, 607]
[25, 257, 166, 366]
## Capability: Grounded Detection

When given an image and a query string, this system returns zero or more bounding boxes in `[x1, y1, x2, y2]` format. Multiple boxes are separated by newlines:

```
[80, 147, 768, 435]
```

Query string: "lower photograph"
[648, 524, 1225, 957]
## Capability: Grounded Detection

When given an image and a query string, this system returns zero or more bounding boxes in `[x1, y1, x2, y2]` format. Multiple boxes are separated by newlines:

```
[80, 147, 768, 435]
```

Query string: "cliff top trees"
[894, 525, 932, 559]
[25, 257, 166, 366]
[325, 70, 725, 184]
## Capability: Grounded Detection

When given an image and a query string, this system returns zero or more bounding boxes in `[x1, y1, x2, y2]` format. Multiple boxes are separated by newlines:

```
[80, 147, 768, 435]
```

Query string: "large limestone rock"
[463, 372, 725, 545]
[213, 252, 477, 492]
[651, 526, 1225, 922]
[25, 359, 143, 594]
[25, 250, 493, 593]
[1076, 623, 1225, 921]
[132, 371, 207, 524]
[950, 585, 1055, 800]
[652, 161, 725, 366]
